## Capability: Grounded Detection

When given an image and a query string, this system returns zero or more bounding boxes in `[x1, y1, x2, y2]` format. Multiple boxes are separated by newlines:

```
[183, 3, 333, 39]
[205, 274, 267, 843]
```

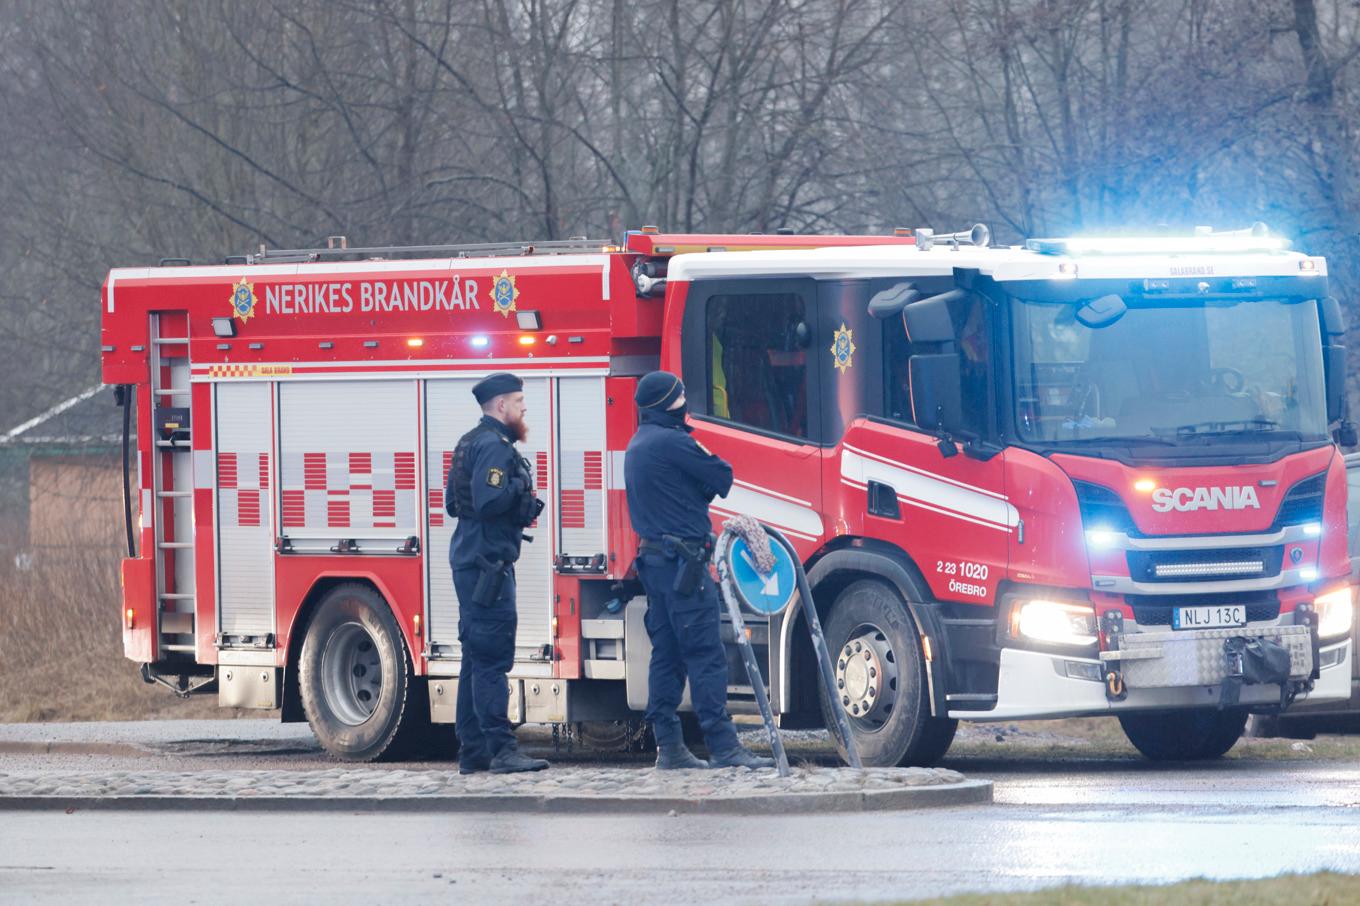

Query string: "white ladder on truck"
[149, 314, 197, 657]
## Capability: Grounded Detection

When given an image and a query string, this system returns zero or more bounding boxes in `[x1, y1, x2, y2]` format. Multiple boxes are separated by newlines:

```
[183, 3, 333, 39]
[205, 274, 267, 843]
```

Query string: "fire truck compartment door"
[278, 380, 421, 548]
[424, 376, 554, 664]
[214, 382, 276, 638]
[555, 376, 608, 564]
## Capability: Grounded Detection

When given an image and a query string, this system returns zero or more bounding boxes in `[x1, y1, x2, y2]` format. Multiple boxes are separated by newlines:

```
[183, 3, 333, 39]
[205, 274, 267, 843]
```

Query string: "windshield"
[1010, 294, 1328, 446]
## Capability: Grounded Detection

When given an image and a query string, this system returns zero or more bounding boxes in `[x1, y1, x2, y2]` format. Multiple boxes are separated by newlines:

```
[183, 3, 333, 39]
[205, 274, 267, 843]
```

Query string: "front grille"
[1126, 590, 1280, 626]
[1273, 472, 1325, 530]
[1127, 546, 1283, 583]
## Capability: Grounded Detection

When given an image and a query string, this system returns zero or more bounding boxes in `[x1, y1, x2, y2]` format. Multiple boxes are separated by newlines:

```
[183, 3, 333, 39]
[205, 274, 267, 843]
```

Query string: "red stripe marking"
[237, 489, 261, 527]
[560, 489, 586, 529]
[373, 490, 396, 518]
[327, 499, 350, 528]
[536, 451, 548, 489]
[583, 451, 603, 491]
[258, 453, 270, 490]
[281, 490, 305, 528]
[218, 452, 238, 490]
[349, 452, 372, 475]
[394, 452, 416, 490]
[303, 452, 327, 490]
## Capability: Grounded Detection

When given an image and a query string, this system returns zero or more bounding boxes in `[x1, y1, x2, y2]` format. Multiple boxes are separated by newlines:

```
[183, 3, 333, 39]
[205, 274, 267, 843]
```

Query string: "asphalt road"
[2, 722, 1359, 904]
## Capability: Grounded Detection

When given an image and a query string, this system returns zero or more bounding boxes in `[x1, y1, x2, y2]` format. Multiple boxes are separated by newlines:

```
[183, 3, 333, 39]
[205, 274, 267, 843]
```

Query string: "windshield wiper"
[1156, 418, 1280, 438]
[1045, 434, 1177, 446]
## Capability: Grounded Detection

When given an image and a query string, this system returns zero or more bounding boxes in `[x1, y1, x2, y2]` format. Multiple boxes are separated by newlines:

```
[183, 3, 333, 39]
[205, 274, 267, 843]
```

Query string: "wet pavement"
[1, 720, 1358, 903]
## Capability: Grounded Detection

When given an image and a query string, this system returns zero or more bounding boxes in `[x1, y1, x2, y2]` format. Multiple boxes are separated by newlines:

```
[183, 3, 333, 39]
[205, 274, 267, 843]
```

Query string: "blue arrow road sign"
[727, 535, 798, 615]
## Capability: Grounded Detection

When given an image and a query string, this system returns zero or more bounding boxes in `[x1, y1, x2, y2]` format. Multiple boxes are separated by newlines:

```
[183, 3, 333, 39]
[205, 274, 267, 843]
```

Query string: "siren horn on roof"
[915, 223, 991, 251]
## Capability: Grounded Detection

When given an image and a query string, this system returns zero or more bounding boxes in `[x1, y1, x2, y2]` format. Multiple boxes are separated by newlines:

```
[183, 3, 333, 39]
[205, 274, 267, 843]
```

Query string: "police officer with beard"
[446, 372, 549, 774]
[625, 371, 774, 770]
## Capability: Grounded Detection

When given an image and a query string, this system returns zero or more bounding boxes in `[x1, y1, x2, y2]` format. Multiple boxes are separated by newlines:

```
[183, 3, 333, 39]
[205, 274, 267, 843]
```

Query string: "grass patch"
[0, 548, 233, 722]
[898, 872, 1360, 905]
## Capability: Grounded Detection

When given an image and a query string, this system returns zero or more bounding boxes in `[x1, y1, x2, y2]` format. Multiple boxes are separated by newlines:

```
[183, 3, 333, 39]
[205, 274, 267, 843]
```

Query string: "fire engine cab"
[101, 225, 1356, 765]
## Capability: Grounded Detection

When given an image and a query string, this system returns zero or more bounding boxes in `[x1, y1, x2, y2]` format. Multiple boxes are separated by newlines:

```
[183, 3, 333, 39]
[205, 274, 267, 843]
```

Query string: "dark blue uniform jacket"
[446, 415, 531, 569]
[624, 408, 733, 542]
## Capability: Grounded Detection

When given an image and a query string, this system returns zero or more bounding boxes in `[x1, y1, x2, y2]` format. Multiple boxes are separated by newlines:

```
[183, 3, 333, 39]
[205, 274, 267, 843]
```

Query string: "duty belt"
[638, 537, 707, 554]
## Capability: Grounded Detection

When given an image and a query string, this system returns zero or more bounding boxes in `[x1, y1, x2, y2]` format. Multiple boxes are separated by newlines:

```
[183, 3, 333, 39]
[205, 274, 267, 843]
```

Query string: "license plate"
[1172, 605, 1247, 630]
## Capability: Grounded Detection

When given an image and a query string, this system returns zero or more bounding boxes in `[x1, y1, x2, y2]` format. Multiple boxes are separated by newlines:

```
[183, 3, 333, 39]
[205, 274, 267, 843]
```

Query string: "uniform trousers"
[636, 551, 740, 753]
[453, 566, 518, 759]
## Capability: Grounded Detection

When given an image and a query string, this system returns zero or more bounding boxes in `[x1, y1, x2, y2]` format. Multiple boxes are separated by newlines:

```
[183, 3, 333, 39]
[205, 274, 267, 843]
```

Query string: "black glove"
[516, 489, 545, 527]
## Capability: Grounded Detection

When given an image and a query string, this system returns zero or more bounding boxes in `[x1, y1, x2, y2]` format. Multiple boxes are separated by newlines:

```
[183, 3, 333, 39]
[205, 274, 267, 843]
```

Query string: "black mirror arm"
[946, 426, 1002, 461]
[925, 419, 1000, 461]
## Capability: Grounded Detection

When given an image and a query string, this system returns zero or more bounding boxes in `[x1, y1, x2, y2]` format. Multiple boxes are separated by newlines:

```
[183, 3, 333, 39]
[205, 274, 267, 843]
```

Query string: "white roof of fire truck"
[667, 230, 1328, 285]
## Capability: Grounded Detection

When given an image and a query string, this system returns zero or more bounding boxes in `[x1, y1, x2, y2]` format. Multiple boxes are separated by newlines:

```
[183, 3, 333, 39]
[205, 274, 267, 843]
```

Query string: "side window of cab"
[681, 279, 821, 442]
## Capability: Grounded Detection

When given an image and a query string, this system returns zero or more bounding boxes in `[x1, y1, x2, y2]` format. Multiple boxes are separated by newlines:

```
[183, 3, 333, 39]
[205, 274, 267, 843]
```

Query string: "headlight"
[1009, 599, 1097, 646]
[1314, 586, 1354, 640]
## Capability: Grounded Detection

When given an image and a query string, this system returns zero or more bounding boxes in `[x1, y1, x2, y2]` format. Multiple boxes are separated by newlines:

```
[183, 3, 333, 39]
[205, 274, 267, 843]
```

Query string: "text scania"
[264, 278, 480, 315]
[1151, 485, 1261, 512]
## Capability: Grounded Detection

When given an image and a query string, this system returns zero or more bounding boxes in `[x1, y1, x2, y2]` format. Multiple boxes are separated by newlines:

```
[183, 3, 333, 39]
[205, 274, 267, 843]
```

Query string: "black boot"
[708, 745, 775, 770]
[489, 745, 550, 774]
[459, 755, 492, 775]
[655, 742, 708, 770]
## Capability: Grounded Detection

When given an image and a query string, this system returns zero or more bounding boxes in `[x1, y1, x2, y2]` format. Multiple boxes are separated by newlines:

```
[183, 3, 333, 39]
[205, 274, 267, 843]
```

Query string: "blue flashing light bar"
[1028, 232, 1290, 256]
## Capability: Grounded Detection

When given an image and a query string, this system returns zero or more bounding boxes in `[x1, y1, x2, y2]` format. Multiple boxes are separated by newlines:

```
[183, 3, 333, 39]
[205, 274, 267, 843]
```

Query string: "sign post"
[715, 522, 864, 773]
[714, 528, 792, 777]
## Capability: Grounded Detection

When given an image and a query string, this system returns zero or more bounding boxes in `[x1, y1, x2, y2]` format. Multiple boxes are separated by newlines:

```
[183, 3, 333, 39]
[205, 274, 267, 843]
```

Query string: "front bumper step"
[1101, 625, 1313, 688]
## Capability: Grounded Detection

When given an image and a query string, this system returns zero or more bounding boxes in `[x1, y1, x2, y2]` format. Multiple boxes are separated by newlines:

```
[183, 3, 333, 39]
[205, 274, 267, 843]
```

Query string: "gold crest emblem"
[229, 278, 257, 322]
[486, 467, 505, 488]
[491, 270, 519, 317]
[830, 323, 856, 374]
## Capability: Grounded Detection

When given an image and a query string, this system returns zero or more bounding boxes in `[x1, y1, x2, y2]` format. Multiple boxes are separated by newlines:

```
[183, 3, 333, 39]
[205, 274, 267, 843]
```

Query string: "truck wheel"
[1118, 709, 1248, 761]
[818, 579, 957, 767]
[299, 583, 417, 762]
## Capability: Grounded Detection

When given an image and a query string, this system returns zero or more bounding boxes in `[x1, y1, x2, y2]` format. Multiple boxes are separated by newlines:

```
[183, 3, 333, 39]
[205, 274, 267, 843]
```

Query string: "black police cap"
[635, 370, 684, 410]
[472, 372, 524, 405]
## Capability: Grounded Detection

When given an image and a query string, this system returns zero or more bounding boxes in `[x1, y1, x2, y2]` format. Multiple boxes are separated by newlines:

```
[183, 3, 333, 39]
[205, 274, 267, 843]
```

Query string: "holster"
[472, 554, 508, 607]
[664, 533, 715, 596]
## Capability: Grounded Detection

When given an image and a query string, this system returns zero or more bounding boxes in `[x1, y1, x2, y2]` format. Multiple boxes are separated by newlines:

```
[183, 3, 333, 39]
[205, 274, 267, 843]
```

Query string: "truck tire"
[299, 583, 418, 762]
[818, 579, 957, 767]
[1118, 709, 1248, 761]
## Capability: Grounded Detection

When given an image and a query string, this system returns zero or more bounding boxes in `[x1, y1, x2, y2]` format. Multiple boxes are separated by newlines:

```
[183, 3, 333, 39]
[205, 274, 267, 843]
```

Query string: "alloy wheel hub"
[836, 626, 900, 728]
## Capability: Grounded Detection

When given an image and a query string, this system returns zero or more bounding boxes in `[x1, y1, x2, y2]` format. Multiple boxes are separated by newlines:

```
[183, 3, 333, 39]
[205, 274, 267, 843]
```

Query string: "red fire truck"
[101, 226, 1355, 765]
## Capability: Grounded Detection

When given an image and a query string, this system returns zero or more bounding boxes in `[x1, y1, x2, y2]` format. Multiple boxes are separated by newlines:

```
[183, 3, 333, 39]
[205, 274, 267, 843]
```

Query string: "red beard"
[508, 413, 529, 443]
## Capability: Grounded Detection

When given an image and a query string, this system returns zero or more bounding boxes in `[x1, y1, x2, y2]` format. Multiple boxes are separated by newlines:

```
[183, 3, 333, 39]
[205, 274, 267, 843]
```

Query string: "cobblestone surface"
[0, 764, 966, 802]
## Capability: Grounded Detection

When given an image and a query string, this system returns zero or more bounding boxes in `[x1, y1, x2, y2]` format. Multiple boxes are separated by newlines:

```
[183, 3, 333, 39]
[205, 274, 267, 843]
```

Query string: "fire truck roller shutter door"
[556, 377, 608, 562]
[214, 381, 276, 639]
[424, 377, 554, 663]
[278, 381, 420, 548]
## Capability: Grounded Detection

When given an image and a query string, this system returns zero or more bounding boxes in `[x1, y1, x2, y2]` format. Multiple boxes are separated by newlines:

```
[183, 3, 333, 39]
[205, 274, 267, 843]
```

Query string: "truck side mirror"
[902, 290, 961, 343]
[1325, 344, 1347, 424]
[909, 353, 964, 433]
[1320, 296, 1346, 338]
